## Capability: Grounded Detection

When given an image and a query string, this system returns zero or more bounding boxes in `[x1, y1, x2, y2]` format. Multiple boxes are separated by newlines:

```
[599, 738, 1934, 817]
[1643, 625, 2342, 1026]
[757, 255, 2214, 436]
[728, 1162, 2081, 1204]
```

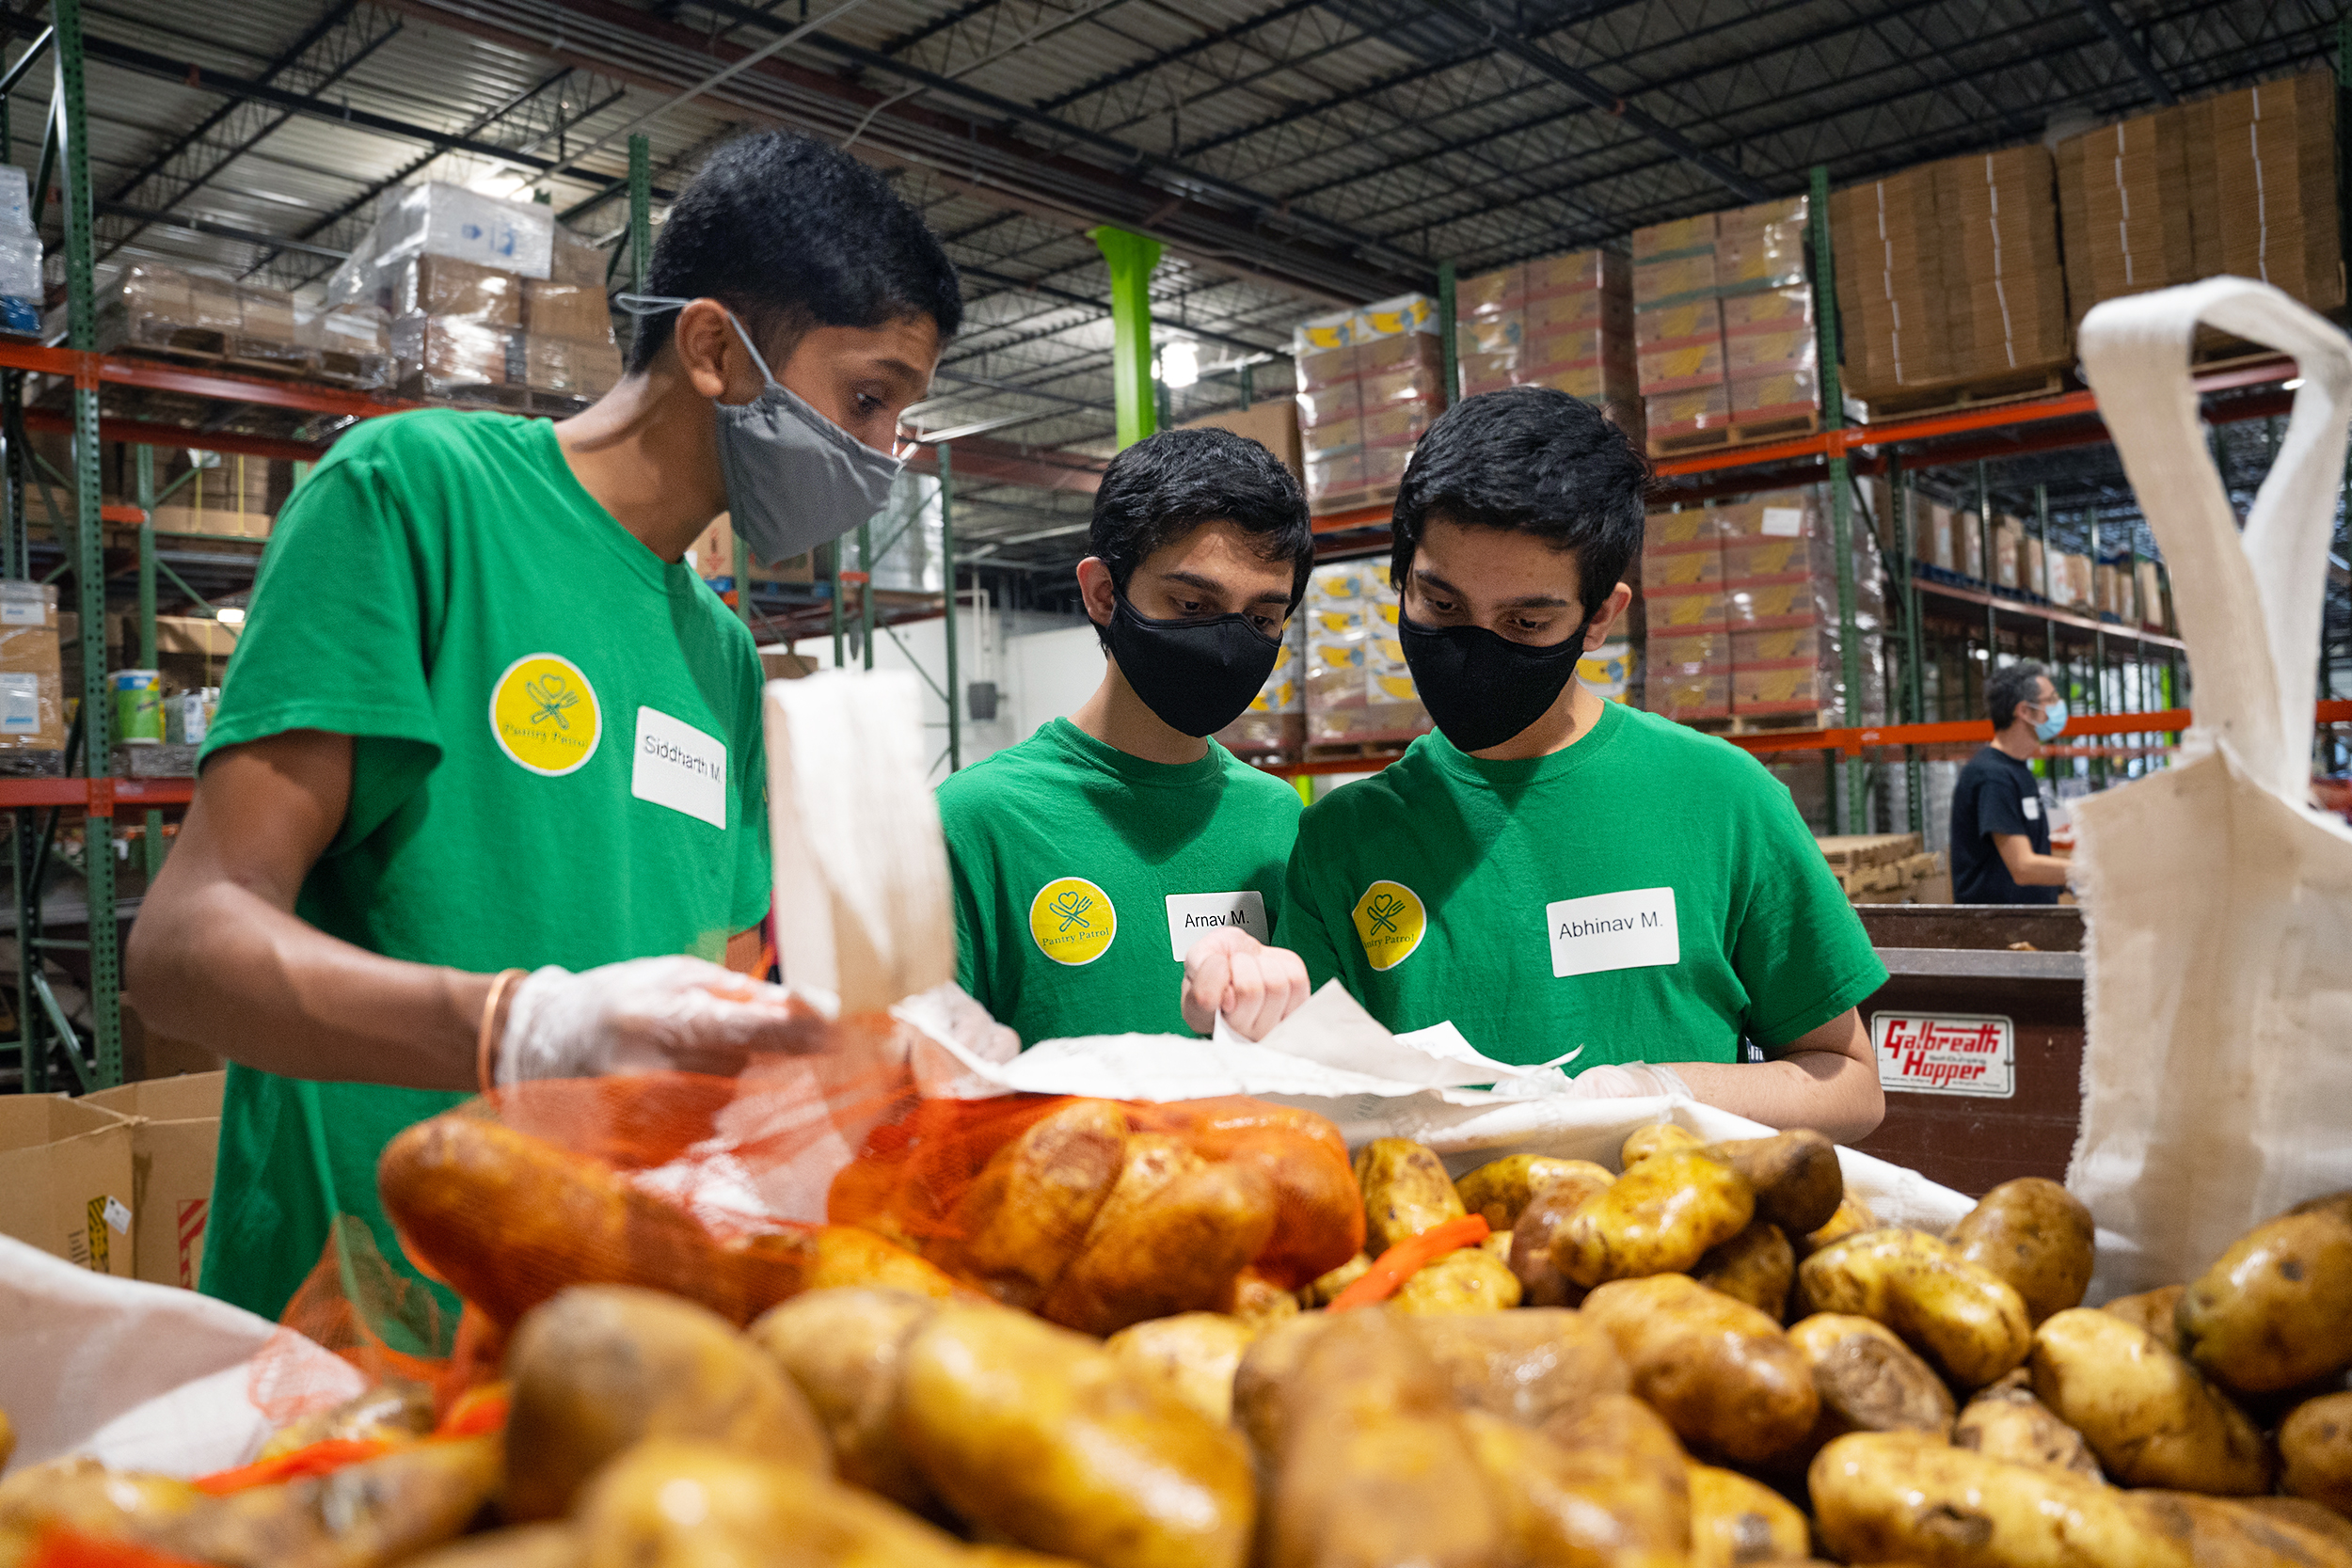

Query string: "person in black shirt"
[1951, 661, 2074, 904]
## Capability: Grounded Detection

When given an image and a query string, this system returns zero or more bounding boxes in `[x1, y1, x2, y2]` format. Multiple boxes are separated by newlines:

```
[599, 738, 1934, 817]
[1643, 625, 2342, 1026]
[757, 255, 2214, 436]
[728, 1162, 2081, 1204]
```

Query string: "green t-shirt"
[195, 408, 771, 1325]
[937, 718, 1304, 1043]
[1279, 700, 1886, 1069]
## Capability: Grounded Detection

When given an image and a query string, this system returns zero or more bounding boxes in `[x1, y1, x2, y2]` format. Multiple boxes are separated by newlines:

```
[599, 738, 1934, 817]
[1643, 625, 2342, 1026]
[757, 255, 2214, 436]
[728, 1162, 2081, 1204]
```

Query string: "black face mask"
[1398, 610, 1590, 754]
[1107, 594, 1285, 738]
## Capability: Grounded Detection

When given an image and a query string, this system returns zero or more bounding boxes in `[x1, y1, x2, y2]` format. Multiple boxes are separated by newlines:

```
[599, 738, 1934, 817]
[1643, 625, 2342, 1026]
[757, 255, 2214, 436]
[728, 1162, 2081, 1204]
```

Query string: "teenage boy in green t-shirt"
[937, 427, 1314, 1045]
[1234, 388, 1887, 1140]
[122, 132, 964, 1323]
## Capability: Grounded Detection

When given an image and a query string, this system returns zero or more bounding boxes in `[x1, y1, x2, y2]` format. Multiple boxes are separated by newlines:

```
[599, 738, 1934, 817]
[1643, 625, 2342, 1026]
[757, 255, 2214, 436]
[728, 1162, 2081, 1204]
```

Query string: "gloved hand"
[1561, 1061, 1694, 1100]
[1180, 927, 1311, 1041]
[495, 956, 830, 1085]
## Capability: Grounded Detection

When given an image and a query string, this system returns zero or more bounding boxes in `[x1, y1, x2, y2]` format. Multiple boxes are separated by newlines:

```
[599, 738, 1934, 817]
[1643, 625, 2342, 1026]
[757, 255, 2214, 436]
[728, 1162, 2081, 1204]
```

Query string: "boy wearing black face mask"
[937, 427, 1315, 1045]
[1260, 388, 1889, 1142]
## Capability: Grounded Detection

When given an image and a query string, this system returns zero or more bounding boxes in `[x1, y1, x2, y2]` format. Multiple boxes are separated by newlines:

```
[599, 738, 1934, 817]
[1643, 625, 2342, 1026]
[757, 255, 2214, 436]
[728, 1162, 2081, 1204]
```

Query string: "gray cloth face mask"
[615, 295, 905, 566]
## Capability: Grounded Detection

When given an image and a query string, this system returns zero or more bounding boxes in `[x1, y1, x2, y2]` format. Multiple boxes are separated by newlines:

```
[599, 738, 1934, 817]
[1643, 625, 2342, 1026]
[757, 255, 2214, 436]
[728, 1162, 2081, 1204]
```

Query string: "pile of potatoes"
[5, 1123, 2348, 1568]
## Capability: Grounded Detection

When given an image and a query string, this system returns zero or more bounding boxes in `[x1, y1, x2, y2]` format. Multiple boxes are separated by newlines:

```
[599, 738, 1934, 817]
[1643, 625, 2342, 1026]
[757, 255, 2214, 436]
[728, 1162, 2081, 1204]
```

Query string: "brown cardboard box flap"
[83, 1071, 224, 1288]
[0, 1096, 136, 1275]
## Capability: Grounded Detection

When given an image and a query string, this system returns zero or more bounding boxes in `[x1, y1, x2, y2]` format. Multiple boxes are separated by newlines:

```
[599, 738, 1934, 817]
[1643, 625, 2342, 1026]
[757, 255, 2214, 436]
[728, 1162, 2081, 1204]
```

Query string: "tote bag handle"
[2077, 278, 2352, 802]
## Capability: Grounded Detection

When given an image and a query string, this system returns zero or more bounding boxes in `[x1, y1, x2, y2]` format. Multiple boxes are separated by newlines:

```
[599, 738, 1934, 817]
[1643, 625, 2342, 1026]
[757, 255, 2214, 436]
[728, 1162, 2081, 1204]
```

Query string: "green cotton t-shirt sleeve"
[1729, 765, 1890, 1047]
[728, 662, 772, 937]
[199, 451, 441, 849]
[1277, 828, 1350, 993]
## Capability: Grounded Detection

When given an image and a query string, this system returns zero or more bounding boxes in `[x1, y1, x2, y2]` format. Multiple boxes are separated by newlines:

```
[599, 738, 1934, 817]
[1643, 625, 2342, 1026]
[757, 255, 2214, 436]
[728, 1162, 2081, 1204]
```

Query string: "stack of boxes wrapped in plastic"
[1859, 477, 2169, 633]
[1294, 295, 1443, 518]
[327, 182, 620, 404]
[1630, 197, 1820, 454]
[1215, 616, 1305, 758]
[1641, 487, 1885, 726]
[1299, 561, 1430, 749]
[1452, 249, 1639, 434]
[0, 167, 40, 334]
[95, 264, 386, 387]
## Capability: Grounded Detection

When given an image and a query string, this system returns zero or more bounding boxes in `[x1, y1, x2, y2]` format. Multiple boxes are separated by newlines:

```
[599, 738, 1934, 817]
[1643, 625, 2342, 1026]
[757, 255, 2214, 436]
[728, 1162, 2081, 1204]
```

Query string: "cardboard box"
[522, 278, 612, 341]
[2056, 107, 2196, 326]
[1934, 145, 2069, 378]
[393, 312, 525, 389]
[392, 255, 524, 326]
[1182, 400, 1304, 479]
[0, 580, 63, 752]
[525, 332, 623, 398]
[0, 1095, 135, 1275]
[2196, 71, 2344, 312]
[80, 1071, 224, 1288]
[1831, 166, 1956, 392]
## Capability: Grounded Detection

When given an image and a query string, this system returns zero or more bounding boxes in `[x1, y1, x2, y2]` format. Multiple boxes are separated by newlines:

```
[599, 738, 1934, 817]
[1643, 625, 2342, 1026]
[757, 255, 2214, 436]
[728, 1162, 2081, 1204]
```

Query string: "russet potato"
[1554, 1149, 1756, 1289]
[1508, 1176, 1607, 1308]
[2098, 1284, 2185, 1352]
[1703, 1131, 1845, 1240]
[1462, 1410, 1691, 1568]
[1796, 1226, 2033, 1390]
[1454, 1155, 1609, 1234]
[1948, 1178, 2096, 1325]
[2028, 1307, 2272, 1495]
[924, 1100, 1130, 1309]
[748, 1288, 941, 1516]
[1582, 1274, 1819, 1465]
[1402, 1307, 1627, 1427]
[1786, 1311, 1957, 1449]
[1040, 1135, 1278, 1336]
[2177, 1209, 2352, 1394]
[1687, 1463, 1809, 1568]
[2280, 1390, 2352, 1516]
[1621, 1124, 1705, 1167]
[1302, 1252, 1370, 1307]
[1354, 1139, 1467, 1256]
[1796, 1194, 1878, 1259]
[1694, 1221, 1795, 1321]
[1952, 1368, 2103, 1480]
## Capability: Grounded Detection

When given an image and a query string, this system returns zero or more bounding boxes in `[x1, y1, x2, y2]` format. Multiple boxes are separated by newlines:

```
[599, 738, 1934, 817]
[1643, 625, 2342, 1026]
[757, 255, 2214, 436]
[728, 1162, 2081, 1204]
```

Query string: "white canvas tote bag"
[2068, 277, 2352, 1298]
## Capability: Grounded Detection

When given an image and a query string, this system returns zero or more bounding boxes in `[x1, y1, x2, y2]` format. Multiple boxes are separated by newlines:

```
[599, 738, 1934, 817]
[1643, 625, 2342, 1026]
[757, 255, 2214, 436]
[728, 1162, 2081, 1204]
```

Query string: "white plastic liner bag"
[2068, 277, 2352, 1297]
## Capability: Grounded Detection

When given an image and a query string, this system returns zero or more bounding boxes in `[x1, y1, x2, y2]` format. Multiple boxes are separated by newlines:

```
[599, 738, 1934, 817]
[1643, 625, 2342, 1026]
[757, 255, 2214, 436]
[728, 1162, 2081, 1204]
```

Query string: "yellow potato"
[927, 1099, 1129, 1310]
[405, 1525, 584, 1568]
[2028, 1307, 2272, 1495]
[1391, 1243, 1523, 1314]
[0, 1407, 9, 1477]
[1953, 1369, 2103, 1480]
[1233, 1313, 1335, 1462]
[162, 1436, 502, 1568]
[1695, 1221, 1795, 1320]
[1688, 1463, 1809, 1568]
[1796, 1227, 2032, 1390]
[1302, 1253, 1371, 1307]
[0, 1457, 203, 1540]
[1354, 1138, 1467, 1256]
[503, 1285, 828, 1523]
[1811, 1431, 2191, 1568]
[1796, 1194, 1877, 1259]
[1622, 1124, 1705, 1167]
[1104, 1312, 1259, 1426]
[1786, 1312, 1956, 1447]
[1554, 1149, 1756, 1288]
[748, 1288, 942, 1515]
[2098, 1284, 2185, 1352]
[1453, 1155, 1607, 1233]
[1041, 1135, 1278, 1336]
[2237, 1497, 2352, 1555]
[897, 1303, 1254, 1568]
[2282, 1390, 2352, 1516]
[577, 1437, 969, 1568]
[257, 1380, 436, 1462]
[1403, 1308, 1627, 1427]
[1462, 1409, 1691, 1568]
[1582, 1274, 1819, 1465]
[1704, 1130, 1845, 1239]
[1219, 1268, 1301, 1333]
[2127, 1490, 2352, 1568]
[1509, 1175, 1608, 1308]
[1949, 1179, 2097, 1325]
[1533, 1392, 1693, 1559]
[803, 1226, 967, 1301]
[2178, 1210, 2352, 1394]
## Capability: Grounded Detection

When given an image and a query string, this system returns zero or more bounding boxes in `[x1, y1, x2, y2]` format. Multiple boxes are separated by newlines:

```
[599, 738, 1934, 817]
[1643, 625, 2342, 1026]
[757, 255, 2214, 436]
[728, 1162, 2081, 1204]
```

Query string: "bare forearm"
[1671, 1052, 1886, 1144]
[2012, 853, 2071, 886]
[127, 879, 495, 1092]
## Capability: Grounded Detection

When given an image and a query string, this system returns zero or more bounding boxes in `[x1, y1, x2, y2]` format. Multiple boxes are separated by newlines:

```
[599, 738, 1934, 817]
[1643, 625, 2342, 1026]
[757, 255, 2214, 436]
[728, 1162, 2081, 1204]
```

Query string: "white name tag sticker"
[1547, 886, 1679, 978]
[2022, 796, 2041, 820]
[630, 705, 727, 829]
[1165, 891, 1269, 961]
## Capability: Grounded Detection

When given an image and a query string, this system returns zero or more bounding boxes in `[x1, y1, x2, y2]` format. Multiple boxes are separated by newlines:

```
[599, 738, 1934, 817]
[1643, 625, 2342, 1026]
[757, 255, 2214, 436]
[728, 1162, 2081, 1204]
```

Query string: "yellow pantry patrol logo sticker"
[1351, 879, 1426, 971]
[1030, 877, 1116, 966]
[489, 653, 602, 776]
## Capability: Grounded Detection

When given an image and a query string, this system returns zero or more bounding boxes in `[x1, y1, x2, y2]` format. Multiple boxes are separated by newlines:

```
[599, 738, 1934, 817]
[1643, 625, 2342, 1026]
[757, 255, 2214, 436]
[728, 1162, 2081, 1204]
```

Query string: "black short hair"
[1987, 660, 2052, 730]
[1389, 387, 1649, 616]
[628, 131, 961, 373]
[1088, 427, 1313, 647]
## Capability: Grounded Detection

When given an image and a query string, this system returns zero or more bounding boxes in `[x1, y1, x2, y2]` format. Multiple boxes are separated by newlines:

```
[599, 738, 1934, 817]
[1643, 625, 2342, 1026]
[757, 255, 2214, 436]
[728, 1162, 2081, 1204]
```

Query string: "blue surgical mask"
[2033, 696, 2070, 743]
[615, 295, 903, 567]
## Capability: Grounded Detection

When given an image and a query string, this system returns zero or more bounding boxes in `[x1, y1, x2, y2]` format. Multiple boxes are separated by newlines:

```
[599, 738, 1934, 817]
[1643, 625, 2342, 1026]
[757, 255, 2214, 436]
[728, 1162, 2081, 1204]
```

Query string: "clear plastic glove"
[496, 956, 831, 1085]
[1562, 1061, 1694, 1100]
[1180, 927, 1311, 1041]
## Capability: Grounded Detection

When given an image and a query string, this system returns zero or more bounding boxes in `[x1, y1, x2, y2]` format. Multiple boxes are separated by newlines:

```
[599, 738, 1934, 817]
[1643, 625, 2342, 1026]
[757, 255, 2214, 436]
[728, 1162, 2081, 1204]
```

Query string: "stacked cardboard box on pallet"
[1639, 506, 1729, 721]
[2054, 108, 2196, 330]
[1722, 487, 1888, 725]
[97, 264, 389, 388]
[1294, 294, 1443, 518]
[0, 581, 65, 773]
[1934, 147, 2070, 384]
[1818, 832, 1951, 905]
[1633, 197, 1820, 455]
[2190, 71, 2344, 315]
[1216, 614, 1306, 758]
[1454, 249, 1640, 435]
[1300, 560, 1429, 748]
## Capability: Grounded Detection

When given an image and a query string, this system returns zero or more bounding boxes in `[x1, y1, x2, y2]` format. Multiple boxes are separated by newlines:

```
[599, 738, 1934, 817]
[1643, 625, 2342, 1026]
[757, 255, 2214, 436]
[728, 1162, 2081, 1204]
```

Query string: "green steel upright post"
[135, 447, 163, 887]
[628, 135, 651, 296]
[2036, 484, 2056, 666]
[858, 520, 874, 672]
[1976, 461, 1996, 657]
[2088, 505, 2106, 789]
[828, 540, 845, 669]
[1239, 362, 1253, 412]
[1889, 454, 1924, 837]
[1438, 260, 1458, 405]
[1810, 165, 1863, 833]
[56, 0, 118, 1087]
[1088, 227, 1162, 451]
[940, 441, 959, 773]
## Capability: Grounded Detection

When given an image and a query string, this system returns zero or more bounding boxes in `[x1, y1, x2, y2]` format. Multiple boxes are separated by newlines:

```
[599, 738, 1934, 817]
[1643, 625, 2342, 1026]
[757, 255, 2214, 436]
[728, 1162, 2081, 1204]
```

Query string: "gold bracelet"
[476, 968, 528, 1094]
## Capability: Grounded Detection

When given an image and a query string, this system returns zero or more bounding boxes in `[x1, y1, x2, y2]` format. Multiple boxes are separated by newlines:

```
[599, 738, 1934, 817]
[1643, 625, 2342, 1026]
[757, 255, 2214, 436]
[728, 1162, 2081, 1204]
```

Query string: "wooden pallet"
[1303, 736, 1419, 764]
[1858, 367, 2070, 421]
[410, 379, 593, 418]
[1686, 708, 1846, 736]
[1648, 409, 1824, 458]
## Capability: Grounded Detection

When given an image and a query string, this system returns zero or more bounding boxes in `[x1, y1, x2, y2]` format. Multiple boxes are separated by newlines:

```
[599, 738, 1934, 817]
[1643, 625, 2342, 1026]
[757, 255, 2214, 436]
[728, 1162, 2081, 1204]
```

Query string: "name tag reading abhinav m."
[1164, 891, 1269, 961]
[1546, 886, 1680, 978]
[630, 705, 728, 829]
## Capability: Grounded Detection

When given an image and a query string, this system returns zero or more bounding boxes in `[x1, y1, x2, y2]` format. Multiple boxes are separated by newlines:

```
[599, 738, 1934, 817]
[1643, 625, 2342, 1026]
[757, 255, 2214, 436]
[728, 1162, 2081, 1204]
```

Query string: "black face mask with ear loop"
[1106, 594, 1285, 739]
[1398, 610, 1592, 754]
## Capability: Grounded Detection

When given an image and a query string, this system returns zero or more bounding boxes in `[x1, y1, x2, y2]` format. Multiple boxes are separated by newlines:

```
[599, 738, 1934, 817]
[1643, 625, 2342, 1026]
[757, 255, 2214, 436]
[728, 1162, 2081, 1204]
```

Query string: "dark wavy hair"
[1088, 426, 1312, 648]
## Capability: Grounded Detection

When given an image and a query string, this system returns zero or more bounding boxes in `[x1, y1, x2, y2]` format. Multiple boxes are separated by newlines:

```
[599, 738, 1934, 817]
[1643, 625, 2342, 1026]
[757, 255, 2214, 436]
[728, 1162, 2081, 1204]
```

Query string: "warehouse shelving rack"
[0, 9, 961, 1093]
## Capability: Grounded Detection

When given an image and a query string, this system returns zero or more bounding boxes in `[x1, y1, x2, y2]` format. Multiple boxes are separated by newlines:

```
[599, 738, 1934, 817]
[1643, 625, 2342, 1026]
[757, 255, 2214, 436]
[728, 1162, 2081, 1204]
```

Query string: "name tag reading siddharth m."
[1165, 891, 1269, 961]
[1547, 887, 1679, 978]
[630, 706, 727, 829]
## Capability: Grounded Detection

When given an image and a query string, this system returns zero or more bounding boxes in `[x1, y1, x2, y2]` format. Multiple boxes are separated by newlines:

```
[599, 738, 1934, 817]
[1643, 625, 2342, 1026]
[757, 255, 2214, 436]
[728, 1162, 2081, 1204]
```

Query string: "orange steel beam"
[21, 406, 334, 463]
[0, 777, 194, 811]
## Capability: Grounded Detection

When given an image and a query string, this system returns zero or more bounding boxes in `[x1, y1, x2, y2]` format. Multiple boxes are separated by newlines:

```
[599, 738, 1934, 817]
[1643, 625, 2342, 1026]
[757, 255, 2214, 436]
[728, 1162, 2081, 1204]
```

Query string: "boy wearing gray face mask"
[937, 427, 1317, 1047]
[125, 130, 961, 1329]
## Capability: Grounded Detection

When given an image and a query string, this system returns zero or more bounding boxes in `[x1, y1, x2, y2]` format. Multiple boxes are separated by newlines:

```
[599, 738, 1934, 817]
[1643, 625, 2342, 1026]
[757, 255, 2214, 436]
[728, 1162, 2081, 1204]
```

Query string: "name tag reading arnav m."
[1547, 886, 1680, 978]
[1165, 891, 1269, 961]
[630, 705, 728, 829]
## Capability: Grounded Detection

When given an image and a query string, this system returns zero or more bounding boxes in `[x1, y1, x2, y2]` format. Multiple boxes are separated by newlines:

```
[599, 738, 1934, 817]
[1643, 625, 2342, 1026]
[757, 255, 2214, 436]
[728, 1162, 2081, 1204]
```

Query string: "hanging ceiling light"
[1159, 339, 1200, 389]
